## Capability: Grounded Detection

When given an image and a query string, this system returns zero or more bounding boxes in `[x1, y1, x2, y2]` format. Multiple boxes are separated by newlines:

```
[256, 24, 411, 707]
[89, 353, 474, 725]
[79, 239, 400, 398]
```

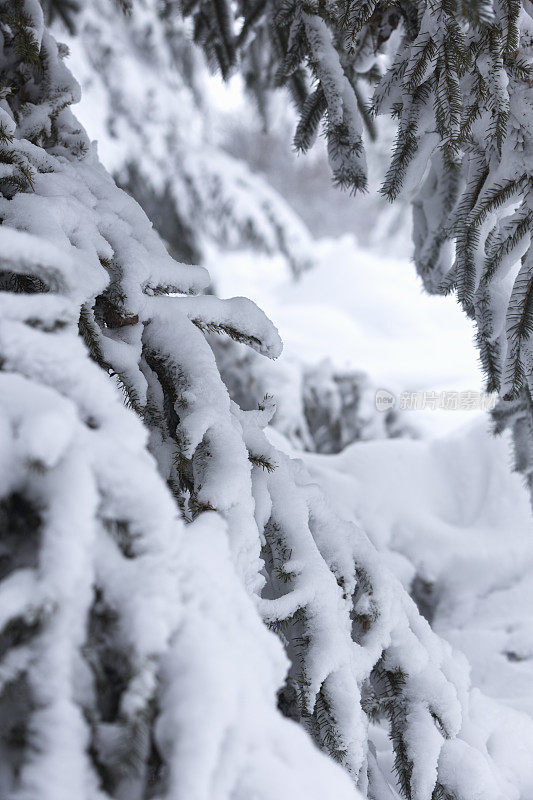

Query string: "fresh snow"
[5, 2, 530, 798]
[206, 228, 533, 794]
[301, 418, 533, 714]
[267, 418, 533, 795]
[206, 235, 483, 436]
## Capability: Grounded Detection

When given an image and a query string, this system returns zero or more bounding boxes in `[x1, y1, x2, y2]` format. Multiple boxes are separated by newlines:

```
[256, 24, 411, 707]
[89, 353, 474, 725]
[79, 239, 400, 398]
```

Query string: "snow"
[0, 234, 361, 800]
[202, 215, 533, 797]
[206, 235, 483, 436]
[61, 0, 314, 275]
[270, 417, 533, 794]
[159, 511, 362, 800]
[0, 12, 357, 796]
[3, 2, 532, 798]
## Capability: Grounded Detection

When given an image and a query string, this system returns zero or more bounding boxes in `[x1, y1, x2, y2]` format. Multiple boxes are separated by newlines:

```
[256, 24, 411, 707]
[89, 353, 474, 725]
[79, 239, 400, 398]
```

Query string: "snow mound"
[294, 418, 533, 795]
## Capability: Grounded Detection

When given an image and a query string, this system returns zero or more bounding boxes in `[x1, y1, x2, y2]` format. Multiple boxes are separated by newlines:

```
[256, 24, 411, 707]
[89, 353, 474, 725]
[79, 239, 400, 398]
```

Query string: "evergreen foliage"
[55, 0, 314, 276]
[41, 0, 82, 32]
[0, 3, 353, 797]
[181, 0, 533, 497]
[213, 339, 417, 452]
[0, 2, 530, 800]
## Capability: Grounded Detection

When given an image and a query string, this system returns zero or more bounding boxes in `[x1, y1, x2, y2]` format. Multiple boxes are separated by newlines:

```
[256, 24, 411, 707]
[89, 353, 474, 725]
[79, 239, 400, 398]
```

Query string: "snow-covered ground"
[297, 420, 533, 713]
[207, 235, 483, 436]
[264, 412, 533, 793]
[282, 418, 533, 796]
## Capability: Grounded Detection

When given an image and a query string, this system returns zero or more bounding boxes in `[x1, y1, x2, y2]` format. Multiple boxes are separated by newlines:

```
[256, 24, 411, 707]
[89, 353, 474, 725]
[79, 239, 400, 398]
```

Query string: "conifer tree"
[213, 339, 417, 451]
[47, 0, 313, 275]
[41, 0, 81, 32]
[0, 2, 530, 800]
[0, 3, 357, 797]
[180, 0, 533, 499]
